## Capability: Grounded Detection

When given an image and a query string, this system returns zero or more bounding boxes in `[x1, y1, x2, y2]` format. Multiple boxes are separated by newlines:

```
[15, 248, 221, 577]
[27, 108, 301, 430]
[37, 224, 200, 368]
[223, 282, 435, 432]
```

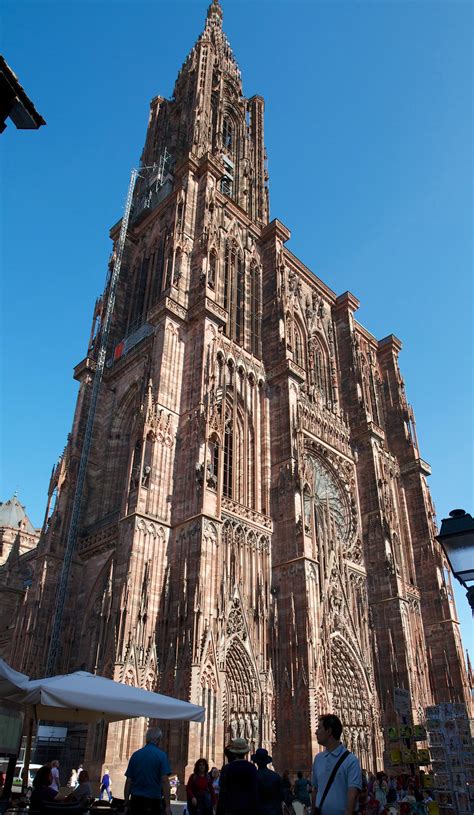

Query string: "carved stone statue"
[288, 270, 297, 293]
[206, 461, 217, 489]
[230, 712, 238, 739]
[244, 712, 252, 739]
[251, 711, 259, 741]
[238, 711, 246, 738]
[195, 462, 204, 487]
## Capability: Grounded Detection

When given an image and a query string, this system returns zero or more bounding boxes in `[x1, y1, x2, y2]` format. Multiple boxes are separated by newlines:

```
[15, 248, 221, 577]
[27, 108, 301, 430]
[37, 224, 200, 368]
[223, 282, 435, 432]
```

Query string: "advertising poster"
[400, 724, 413, 739]
[390, 748, 402, 765]
[414, 724, 427, 741]
[425, 704, 474, 815]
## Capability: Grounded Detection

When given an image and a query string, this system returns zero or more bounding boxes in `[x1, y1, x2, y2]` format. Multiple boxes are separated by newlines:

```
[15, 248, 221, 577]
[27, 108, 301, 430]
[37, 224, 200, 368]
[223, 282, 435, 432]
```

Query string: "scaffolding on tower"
[46, 168, 140, 676]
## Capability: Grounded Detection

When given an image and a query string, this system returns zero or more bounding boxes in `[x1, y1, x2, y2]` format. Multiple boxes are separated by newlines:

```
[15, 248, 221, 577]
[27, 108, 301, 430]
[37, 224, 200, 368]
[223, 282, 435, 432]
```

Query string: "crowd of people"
[123, 714, 358, 815]
[26, 759, 112, 811]
[18, 713, 438, 815]
[180, 740, 308, 814]
[29, 765, 93, 809]
[359, 771, 435, 815]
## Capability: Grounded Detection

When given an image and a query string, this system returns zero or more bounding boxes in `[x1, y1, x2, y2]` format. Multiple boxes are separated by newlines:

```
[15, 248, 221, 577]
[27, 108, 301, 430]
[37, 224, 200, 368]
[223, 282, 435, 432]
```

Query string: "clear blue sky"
[1, 0, 472, 651]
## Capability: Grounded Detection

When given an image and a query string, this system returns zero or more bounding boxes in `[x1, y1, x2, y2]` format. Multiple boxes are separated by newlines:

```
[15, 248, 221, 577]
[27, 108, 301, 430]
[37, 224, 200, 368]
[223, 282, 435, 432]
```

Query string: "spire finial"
[206, 0, 223, 27]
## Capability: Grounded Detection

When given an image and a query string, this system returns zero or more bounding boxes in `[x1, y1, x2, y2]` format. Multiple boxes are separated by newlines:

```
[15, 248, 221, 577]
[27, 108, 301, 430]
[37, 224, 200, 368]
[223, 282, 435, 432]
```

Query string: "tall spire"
[173, 0, 241, 108]
[206, 0, 223, 27]
[140, 0, 268, 223]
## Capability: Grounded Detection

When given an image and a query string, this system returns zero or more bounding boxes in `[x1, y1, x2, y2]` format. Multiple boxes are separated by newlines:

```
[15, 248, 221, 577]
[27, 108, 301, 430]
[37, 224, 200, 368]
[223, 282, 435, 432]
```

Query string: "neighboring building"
[0, 495, 39, 566]
[0, 56, 45, 133]
[0, 495, 39, 659]
[2, 0, 470, 782]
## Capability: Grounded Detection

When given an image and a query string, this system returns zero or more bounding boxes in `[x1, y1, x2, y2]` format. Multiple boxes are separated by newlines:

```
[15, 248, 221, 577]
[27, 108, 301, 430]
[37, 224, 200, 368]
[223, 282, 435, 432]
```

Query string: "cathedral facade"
[3, 0, 470, 781]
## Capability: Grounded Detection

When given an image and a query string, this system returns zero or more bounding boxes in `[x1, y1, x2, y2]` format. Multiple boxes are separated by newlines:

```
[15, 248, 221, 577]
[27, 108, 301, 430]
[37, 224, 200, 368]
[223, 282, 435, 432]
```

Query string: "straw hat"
[225, 737, 250, 755]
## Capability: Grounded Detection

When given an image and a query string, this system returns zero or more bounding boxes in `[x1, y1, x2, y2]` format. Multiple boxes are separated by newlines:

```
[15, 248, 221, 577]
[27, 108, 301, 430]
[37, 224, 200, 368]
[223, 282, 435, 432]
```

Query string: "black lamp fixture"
[436, 509, 474, 612]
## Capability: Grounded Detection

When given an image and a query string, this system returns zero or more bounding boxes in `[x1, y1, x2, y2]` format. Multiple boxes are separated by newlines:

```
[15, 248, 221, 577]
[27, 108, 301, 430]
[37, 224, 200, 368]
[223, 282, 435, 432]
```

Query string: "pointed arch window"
[222, 379, 249, 504]
[311, 336, 332, 403]
[223, 242, 235, 312]
[211, 84, 219, 151]
[234, 409, 244, 503]
[223, 115, 233, 151]
[150, 239, 165, 305]
[221, 113, 236, 198]
[221, 174, 233, 197]
[294, 323, 306, 369]
[223, 241, 245, 344]
[248, 422, 255, 510]
[235, 254, 244, 346]
[223, 415, 233, 499]
[250, 262, 262, 358]
[128, 255, 150, 333]
[102, 389, 137, 516]
[200, 669, 217, 762]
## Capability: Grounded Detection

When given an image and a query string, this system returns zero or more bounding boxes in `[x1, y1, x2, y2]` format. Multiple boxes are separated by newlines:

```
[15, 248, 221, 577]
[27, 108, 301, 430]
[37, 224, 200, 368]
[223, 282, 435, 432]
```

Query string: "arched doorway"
[225, 636, 261, 751]
[328, 634, 376, 769]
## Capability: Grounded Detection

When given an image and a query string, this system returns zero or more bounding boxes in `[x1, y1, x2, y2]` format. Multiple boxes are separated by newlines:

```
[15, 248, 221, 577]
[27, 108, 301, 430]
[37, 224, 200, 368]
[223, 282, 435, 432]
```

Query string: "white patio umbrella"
[0, 658, 205, 722]
[0, 658, 205, 791]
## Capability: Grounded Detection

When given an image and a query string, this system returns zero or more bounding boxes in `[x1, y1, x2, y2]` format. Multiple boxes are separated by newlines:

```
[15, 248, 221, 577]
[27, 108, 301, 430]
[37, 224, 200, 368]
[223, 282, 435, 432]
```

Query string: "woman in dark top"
[186, 758, 215, 815]
[30, 765, 59, 808]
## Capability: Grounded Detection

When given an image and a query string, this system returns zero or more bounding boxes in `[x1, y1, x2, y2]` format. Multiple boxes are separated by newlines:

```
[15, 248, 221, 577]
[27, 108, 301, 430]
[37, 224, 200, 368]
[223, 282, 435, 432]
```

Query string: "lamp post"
[436, 509, 474, 613]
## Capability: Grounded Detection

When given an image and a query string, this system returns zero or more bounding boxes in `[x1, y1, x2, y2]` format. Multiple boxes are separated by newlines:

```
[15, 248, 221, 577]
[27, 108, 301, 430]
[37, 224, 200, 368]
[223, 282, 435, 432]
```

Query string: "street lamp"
[436, 509, 474, 612]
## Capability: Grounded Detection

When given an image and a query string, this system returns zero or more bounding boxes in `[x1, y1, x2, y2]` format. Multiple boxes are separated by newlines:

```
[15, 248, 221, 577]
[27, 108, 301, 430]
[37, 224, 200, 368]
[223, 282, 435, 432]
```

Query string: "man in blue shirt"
[124, 726, 172, 815]
[312, 714, 362, 815]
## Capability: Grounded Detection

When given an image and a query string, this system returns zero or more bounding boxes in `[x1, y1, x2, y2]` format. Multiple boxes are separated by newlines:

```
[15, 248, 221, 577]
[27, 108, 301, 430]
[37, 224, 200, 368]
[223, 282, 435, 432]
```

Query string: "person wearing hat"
[216, 737, 258, 815]
[251, 748, 284, 815]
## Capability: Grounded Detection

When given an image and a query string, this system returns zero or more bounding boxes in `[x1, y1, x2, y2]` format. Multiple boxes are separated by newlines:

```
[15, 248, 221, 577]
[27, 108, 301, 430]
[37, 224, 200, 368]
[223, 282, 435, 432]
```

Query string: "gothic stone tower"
[8, 0, 471, 782]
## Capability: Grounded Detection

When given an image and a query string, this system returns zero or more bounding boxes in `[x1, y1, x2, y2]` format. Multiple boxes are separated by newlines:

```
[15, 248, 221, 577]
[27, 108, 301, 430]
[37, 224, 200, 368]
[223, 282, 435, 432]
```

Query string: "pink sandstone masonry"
[1, 0, 470, 787]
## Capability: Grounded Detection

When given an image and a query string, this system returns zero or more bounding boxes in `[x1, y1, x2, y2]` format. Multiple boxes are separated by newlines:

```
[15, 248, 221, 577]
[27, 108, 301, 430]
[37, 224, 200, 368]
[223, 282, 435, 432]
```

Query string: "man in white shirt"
[312, 714, 362, 815]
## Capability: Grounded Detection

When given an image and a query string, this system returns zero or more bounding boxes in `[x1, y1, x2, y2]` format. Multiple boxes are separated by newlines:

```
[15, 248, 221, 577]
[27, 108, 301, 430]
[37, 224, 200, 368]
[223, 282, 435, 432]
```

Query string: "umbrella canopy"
[0, 660, 30, 698]
[0, 659, 205, 723]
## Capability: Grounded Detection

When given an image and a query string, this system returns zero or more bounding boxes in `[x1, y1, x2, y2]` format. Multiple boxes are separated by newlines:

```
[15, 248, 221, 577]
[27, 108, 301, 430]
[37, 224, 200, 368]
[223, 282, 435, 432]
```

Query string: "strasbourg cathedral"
[0, 0, 471, 783]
